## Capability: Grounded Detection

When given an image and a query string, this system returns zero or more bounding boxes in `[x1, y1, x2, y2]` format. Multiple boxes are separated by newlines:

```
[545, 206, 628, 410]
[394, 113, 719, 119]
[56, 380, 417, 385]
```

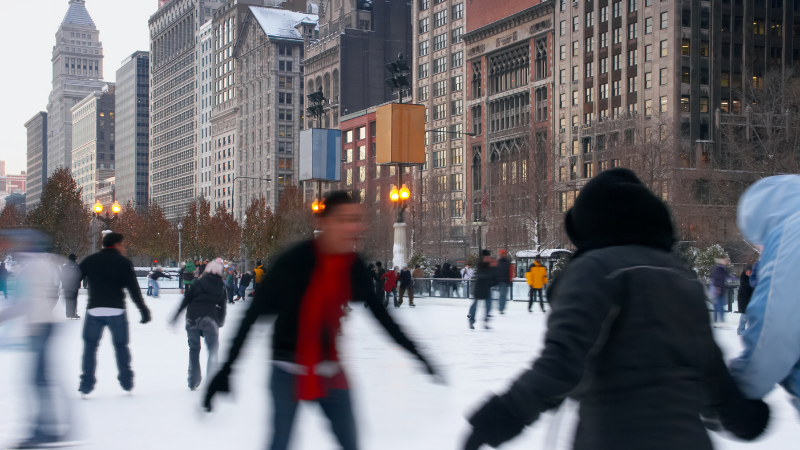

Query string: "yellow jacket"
[526, 262, 548, 289]
[254, 265, 264, 283]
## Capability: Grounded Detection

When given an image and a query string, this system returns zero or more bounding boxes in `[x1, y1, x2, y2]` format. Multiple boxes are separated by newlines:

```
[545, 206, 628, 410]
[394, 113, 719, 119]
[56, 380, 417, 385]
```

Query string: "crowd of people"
[1, 171, 799, 450]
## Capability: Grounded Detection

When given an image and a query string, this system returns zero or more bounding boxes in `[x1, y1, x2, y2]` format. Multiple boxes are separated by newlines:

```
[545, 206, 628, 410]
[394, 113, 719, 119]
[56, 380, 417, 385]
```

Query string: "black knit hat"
[564, 168, 675, 257]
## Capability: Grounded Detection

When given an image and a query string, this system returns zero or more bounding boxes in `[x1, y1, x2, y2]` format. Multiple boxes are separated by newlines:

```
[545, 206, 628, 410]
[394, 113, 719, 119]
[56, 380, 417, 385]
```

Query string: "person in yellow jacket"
[526, 256, 548, 313]
[251, 261, 264, 296]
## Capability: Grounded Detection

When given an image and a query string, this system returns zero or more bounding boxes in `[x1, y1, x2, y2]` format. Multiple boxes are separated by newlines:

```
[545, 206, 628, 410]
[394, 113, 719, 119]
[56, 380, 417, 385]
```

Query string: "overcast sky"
[1, 0, 153, 176]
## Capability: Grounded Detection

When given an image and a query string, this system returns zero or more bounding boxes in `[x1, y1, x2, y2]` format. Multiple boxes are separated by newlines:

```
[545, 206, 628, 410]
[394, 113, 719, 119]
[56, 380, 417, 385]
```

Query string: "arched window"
[324, 72, 331, 100]
[332, 69, 340, 100]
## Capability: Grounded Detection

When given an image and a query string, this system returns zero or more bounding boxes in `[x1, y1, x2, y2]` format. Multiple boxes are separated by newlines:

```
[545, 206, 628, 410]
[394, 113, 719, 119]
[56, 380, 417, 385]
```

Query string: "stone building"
[71, 85, 116, 207]
[46, 0, 107, 176]
[197, 21, 214, 201]
[25, 112, 48, 212]
[149, 0, 221, 220]
[233, 6, 318, 220]
[115, 51, 150, 209]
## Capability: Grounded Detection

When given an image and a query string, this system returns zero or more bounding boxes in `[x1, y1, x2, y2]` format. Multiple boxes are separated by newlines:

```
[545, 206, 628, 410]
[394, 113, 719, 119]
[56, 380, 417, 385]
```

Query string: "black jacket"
[78, 248, 147, 312]
[239, 272, 253, 288]
[61, 260, 81, 293]
[498, 246, 747, 450]
[495, 257, 511, 282]
[175, 273, 227, 327]
[737, 271, 754, 313]
[151, 271, 171, 281]
[473, 260, 495, 299]
[222, 240, 426, 366]
[399, 269, 413, 288]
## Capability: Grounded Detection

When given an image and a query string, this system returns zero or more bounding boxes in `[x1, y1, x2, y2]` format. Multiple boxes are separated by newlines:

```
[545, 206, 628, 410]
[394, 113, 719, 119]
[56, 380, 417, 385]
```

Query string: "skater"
[146, 269, 154, 296]
[468, 250, 495, 330]
[78, 232, 152, 396]
[178, 263, 185, 294]
[463, 168, 768, 450]
[0, 230, 75, 449]
[61, 254, 81, 319]
[172, 258, 227, 390]
[730, 175, 800, 412]
[197, 259, 207, 276]
[182, 260, 197, 294]
[0, 261, 8, 298]
[736, 264, 754, 335]
[225, 266, 237, 305]
[525, 256, 547, 313]
[149, 266, 171, 298]
[374, 261, 386, 299]
[238, 270, 252, 300]
[710, 258, 730, 327]
[381, 266, 399, 308]
[203, 191, 439, 450]
[494, 250, 511, 314]
[253, 260, 264, 292]
[398, 264, 415, 307]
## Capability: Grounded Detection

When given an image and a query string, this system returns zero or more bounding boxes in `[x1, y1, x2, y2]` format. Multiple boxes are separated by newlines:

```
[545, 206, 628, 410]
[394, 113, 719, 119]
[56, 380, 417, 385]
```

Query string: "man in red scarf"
[204, 191, 439, 450]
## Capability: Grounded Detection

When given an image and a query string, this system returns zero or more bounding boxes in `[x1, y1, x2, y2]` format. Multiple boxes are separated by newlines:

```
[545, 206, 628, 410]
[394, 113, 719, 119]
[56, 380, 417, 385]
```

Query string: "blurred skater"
[463, 169, 769, 450]
[0, 261, 8, 298]
[494, 251, 511, 314]
[398, 264, 415, 307]
[736, 264, 754, 335]
[710, 258, 731, 327]
[61, 254, 81, 319]
[381, 266, 399, 308]
[225, 266, 237, 305]
[149, 266, 171, 298]
[237, 270, 252, 300]
[204, 191, 439, 450]
[468, 250, 495, 330]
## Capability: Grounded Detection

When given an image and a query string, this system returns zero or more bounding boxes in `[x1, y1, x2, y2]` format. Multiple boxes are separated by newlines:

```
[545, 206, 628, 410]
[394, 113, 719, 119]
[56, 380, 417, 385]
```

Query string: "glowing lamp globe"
[399, 184, 410, 200]
[111, 201, 121, 214]
[93, 202, 103, 214]
[390, 187, 400, 202]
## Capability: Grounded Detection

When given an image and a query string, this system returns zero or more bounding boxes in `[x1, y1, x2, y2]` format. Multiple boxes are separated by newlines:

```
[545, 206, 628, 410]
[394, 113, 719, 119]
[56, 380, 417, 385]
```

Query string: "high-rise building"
[149, 0, 222, 221]
[71, 84, 116, 206]
[197, 21, 214, 201]
[46, 0, 107, 176]
[115, 51, 150, 209]
[25, 112, 48, 212]
[233, 6, 318, 219]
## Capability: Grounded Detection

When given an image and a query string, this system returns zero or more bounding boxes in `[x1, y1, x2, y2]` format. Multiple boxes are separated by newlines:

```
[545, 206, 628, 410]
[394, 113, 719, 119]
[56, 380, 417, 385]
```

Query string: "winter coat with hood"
[381, 270, 399, 292]
[466, 169, 768, 450]
[174, 271, 227, 327]
[731, 174, 800, 413]
[183, 261, 197, 285]
[526, 261, 548, 289]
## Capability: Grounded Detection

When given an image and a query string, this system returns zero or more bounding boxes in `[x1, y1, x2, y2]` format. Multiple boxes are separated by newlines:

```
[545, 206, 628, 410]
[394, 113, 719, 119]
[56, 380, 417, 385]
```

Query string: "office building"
[71, 84, 115, 206]
[115, 51, 150, 209]
[25, 112, 48, 211]
[197, 21, 214, 200]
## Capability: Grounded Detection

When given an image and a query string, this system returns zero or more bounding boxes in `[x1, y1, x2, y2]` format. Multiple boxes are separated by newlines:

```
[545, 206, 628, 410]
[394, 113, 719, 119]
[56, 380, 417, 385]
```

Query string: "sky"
[0, 0, 154, 176]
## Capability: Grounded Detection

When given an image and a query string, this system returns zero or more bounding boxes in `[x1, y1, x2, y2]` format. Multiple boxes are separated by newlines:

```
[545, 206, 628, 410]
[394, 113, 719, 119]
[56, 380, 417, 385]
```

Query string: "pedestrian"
[61, 254, 81, 319]
[374, 261, 386, 299]
[710, 258, 730, 327]
[225, 265, 237, 305]
[172, 258, 227, 390]
[461, 264, 474, 298]
[381, 266, 400, 308]
[442, 263, 458, 297]
[146, 269, 153, 296]
[398, 264, 415, 307]
[0, 230, 75, 449]
[0, 261, 8, 299]
[412, 265, 425, 279]
[253, 260, 264, 293]
[77, 232, 152, 396]
[462, 168, 768, 450]
[468, 250, 495, 330]
[203, 191, 439, 450]
[197, 259, 207, 276]
[729, 174, 800, 412]
[183, 259, 197, 294]
[736, 264, 754, 335]
[494, 250, 511, 314]
[149, 266, 171, 298]
[525, 256, 547, 313]
[238, 270, 252, 300]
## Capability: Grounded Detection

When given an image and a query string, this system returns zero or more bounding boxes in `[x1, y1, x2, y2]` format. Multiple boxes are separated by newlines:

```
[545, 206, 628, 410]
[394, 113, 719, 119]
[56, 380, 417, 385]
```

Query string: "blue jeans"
[737, 314, 748, 334]
[269, 365, 358, 450]
[80, 312, 132, 393]
[187, 317, 219, 389]
[468, 297, 492, 325]
[497, 282, 510, 312]
[238, 284, 247, 298]
[713, 296, 726, 323]
[226, 283, 235, 302]
[149, 279, 160, 297]
[146, 283, 153, 296]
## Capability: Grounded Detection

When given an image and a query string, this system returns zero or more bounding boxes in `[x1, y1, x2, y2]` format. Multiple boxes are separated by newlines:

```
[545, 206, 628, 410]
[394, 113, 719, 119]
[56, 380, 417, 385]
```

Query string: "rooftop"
[62, 0, 95, 27]
[249, 6, 318, 40]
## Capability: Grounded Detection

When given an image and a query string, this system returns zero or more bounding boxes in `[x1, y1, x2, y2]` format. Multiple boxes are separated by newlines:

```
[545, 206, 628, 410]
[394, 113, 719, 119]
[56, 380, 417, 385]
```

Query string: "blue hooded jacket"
[730, 175, 800, 412]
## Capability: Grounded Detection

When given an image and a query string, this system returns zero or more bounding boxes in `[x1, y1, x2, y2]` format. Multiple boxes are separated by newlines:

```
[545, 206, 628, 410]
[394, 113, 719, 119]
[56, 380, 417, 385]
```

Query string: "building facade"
[46, 0, 107, 176]
[197, 21, 214, 200]
[71, 85, 116, 206]
[234, 6, 318, 220]
[149, 0, 221, 221]
[25, 112, 48, 212]
[115, 51, 150, 209]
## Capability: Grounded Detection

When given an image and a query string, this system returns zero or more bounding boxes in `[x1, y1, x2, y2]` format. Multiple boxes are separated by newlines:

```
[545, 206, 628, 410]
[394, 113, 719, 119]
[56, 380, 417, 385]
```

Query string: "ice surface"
[1, 293, 797, 450]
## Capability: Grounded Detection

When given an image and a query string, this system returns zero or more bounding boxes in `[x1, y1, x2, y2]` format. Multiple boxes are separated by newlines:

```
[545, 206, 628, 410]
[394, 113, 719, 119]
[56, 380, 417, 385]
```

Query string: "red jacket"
[381, 270, 399, 292]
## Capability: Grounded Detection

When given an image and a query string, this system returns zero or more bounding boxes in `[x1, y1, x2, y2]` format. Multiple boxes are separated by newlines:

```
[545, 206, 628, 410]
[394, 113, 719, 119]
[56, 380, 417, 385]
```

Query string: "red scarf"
[295, 245, 356, 400]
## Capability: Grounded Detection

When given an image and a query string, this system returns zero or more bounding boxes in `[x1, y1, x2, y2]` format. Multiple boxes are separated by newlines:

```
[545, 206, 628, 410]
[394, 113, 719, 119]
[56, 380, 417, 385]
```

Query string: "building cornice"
[302, 45, 339, 66]
[463, 1, 554, 46]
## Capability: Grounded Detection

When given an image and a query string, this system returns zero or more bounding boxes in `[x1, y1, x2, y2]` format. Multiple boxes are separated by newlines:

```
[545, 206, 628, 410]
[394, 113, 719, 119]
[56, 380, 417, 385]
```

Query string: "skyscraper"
[25, 112, 48, 212]
[149, 0, 222, 220]
[46, 0, 107, 176]
[71, 85, 116, 206]
[197, 21, 214, 201]
[115, 51, 150, 209]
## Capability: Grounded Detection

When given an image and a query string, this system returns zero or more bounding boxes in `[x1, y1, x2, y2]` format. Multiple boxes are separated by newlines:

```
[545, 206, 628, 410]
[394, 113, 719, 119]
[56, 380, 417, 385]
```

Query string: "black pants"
[528, 288, 545, 312]
[65, 291, 78, 318]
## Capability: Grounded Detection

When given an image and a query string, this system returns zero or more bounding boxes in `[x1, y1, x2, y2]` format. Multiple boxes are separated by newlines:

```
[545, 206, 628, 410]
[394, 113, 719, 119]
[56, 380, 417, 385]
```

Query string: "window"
[560, 20, 566, 36]
[433, 33, 447, 51]
[451, 147, 463, 165]
[433, 56, 447, 74]
[419, 40, 429, 56]
[628, 0, 637, 13]
[586, 11, 595, 27]
[358, 166, 366, 182]
[700, 97, 709, 113]
[660, 11, 668, 29]
[613, 1, 622, 18]
[419, 0, 429, 11]
[600, 32, 608, 48]
[628, 23, 638, 40]
[452, 75, 463, 92]
[660, 40, 668, 57]
[573, 65, 579, 80]
[613, 54, 621, 70]
[358, 145, 366, 160]
[357, 127, 366, 140]
[560, 68, 566, 84]
[452, 2, 464, 20]
[586, 36, 595, 52]
[560, 93, 566, 108]
[419, 18, 429, 33]
[419, 62, 429, 79]
[433, 127, 447, 143]
[346, 148, 353, 162]
[660, 95, 668, 113]
[450, 99, 463, 116]
[433, 150, 446, 168]
[613, 80, 621, 96]
[434, 79, 447, 97]
[418, 85, 429, 101]
[600, 83, 608, 99]
[645, 17, 653, 34]
[452, 51, 463, 68]
[560, 45, 566, 60]
[645, 44, 652, 61]
[573, 40, 579, 57]
[452, 27, 463, 44]
[600, 57, 608, 73]
[754, 19, 765, 36]
[681, 39, 690, 56]
[628, 75, 638, 93]
[535, 86, 548, 121]
[628, 49, 638, 66]
[346, 168, 352, 185]
[601, 6, 608, 22]
[585, 87, 595, 103]
[659, 68, 668, 85]
[434, 103, 447, 120]
[345, 130, 353, 143]
[451, 173, 463, 190]
[585, 61, 594, 78]
[450, 123, 463, 139]
[573, 16, 579, 31]
[644, 71, 652, 88]
[613, 28, 621, 44]
[573, 90, 579, 105]
[451, 199, 464, 218]
[434, 10, 447, 28]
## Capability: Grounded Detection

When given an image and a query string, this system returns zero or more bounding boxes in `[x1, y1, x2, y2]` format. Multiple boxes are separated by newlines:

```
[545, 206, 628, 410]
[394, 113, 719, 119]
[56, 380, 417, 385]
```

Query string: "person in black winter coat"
[172, 258, 227, 390]
[468, 251, 495, 330]
[736, 265, 754, 335]
[374, 261, 386, 298]
[463, 168, 769, 450]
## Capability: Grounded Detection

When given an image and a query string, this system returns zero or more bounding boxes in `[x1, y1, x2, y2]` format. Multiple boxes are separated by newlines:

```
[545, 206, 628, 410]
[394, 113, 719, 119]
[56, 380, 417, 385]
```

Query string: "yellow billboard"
[376, 103, 426, 164]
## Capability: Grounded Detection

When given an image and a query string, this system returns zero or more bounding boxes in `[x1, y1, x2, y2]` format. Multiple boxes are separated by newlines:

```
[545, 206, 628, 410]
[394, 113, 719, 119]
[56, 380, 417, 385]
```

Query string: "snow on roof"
[62, 0, 95, 27]
[249, 6, 318, 40]
[515, 249, 573, 258]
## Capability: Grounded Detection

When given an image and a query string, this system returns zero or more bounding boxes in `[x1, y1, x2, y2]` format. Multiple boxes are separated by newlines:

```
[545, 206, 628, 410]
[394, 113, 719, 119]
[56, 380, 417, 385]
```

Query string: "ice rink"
[1, 292, 798, 450]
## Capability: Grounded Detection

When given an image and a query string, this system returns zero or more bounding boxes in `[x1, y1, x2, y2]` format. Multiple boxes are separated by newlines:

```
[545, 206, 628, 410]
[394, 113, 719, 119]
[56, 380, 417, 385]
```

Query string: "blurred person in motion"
[197, 259, 207, 276]
[0, 230, 75, 449]
[526, 256, 547, 313]
[61, 254, 81, 320]
[225, 266, 237, 305]
[178, 262, 185, 294]
[710, 258, 731, 327]
[463, 169, 769, 450]
[252, 260, 264, 293]
[78, 232, 152, 396]
[149, 266, 171, 298]
[736, 264, 754, 336]
[398, 264, 415, 307]
[381, 266, 400, 308]
[0, 261, 9, 298]
[172, 258, 227, 390]
[237, 270, 253, 301]
[468, 250, 495, 330]
[182, 259, 197, 294]
[203, 191, 439, 450]
[730, 175, 800, 414]
[145, 269, 154, 296]
[374, 261, 386, 300]
[494, 250, 511, 314]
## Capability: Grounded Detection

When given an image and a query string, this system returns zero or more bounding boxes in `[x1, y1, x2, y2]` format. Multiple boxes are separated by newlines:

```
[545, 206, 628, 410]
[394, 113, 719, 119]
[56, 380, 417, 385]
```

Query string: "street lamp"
[93, 200, 120, 231]
[177, 222, 183, 264]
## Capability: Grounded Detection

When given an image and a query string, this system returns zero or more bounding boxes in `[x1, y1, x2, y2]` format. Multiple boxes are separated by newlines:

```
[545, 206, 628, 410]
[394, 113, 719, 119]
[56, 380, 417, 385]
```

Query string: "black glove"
[718, 398, 770, 441]
[464, 395, 526, 449]
[419, 356, 446, 384]
[204, 366, 231, 412]
[140, 307, 151, 324]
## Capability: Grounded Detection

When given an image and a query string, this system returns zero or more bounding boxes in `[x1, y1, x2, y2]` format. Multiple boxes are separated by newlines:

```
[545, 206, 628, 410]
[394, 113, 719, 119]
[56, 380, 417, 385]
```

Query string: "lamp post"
[388, 179, 411, 269]
[177, 222, 183, 264]
[93, 200, 121, 231]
